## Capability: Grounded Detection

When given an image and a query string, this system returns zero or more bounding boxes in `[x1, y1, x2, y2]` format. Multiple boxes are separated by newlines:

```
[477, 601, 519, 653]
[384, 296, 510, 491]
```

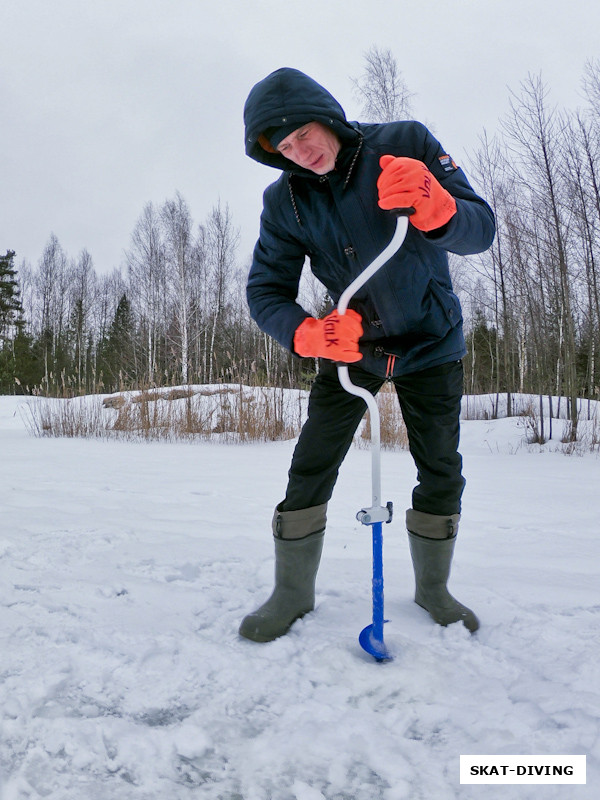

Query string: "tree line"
[349, 49, 600, 436]
[0, 198, 308, 396]
[458, 61, 600, 439]
[1, 51, 599, 440]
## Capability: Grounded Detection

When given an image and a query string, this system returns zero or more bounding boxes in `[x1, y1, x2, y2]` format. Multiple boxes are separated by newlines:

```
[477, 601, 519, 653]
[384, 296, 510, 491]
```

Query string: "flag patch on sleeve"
[439, 154, 458, 172]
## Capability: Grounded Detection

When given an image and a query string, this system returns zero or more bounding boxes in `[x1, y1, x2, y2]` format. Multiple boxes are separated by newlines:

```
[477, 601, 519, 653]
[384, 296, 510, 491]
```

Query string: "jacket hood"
[244, 67, 360, 171]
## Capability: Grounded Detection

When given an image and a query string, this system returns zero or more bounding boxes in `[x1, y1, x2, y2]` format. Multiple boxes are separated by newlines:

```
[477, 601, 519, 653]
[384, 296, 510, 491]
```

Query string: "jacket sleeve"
[417, 123, 496, 255]
[246, 187, 311, 352]
[375, 121, 496, 256]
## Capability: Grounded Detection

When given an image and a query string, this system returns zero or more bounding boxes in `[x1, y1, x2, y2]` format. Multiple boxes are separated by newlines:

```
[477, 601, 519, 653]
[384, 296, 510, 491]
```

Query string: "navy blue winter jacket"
[244, 68, 495, 377]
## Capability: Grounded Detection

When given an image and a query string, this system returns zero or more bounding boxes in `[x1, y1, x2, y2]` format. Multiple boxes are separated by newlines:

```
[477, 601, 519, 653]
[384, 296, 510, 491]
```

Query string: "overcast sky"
[2, 0, 599, 275]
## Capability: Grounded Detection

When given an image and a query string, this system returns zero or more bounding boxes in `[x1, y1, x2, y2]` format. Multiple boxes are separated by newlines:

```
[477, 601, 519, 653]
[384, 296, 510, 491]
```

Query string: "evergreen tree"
[0, 250, 36, 393]
[98, 294, 136, 392]
[464, 310, 499, 398]
[0, 251, 24, 337]
[0, 327, 43, 393]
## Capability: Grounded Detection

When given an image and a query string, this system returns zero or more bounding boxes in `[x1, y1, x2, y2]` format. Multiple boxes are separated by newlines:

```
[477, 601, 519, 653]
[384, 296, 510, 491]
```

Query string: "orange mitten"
[294, 309, 363, 362]
[377, 155, 457, 231]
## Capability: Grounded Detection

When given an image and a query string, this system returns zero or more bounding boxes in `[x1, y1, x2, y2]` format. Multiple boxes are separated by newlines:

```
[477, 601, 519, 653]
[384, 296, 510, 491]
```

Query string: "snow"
[0, 393, 598, 799]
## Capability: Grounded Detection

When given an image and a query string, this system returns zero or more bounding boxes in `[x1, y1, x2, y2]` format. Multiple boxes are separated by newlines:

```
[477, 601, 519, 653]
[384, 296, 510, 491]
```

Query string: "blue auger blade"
[359, 622, 392, 662]
[359, 521, 393, 662]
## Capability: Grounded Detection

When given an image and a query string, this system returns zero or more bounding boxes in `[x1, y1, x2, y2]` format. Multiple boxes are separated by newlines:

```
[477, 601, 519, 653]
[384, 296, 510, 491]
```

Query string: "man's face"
[276, 122, 341, 175]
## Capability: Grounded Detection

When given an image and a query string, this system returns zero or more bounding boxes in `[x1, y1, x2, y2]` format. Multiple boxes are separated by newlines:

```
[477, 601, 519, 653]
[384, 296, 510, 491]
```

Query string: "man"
[239, 67, 495, 643]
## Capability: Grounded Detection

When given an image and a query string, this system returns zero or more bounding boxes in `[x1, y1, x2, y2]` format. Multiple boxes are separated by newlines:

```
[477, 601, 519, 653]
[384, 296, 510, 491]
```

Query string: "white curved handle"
[337, 216, 410, 508]
[337, 216, 409, 314]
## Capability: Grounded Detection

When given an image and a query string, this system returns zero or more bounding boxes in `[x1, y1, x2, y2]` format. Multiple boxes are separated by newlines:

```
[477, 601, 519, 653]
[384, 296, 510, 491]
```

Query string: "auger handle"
[337, 213, 411, 508]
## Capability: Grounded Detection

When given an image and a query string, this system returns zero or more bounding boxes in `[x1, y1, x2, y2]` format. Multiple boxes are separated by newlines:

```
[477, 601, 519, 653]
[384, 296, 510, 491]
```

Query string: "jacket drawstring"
[287, 177, 303, 228]
[385, 353, 396, 379]
[342, 135, 363, 189]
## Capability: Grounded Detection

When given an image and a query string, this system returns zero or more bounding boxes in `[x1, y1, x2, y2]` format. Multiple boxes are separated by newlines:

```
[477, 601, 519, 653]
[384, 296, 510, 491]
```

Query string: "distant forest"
[2, 52, 599, 440]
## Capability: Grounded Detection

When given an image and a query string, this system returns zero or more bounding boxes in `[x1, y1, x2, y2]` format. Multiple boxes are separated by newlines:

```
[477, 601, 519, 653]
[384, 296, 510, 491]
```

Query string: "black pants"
[281, 359, 465, 516]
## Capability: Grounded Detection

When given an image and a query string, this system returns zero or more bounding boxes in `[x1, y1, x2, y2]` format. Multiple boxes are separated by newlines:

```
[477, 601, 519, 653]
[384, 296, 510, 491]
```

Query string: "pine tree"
[464, 310, 500, 399]
[0, 251, 24, 337]
[0, 251, 36, 393]
[98, 294, 136, 392]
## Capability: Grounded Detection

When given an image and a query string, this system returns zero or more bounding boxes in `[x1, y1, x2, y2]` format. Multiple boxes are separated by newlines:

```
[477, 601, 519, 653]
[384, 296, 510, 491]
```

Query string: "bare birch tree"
[468, 131, 517, 413]
[501, 74, 579, 439]
[203, 202, 240, 382]
[161, 193, 196, 384]
[35, 234, 70, 390]
[69, 249, 97, 391]
[351, 45, 414, 123]
[126, 202, 167, 385]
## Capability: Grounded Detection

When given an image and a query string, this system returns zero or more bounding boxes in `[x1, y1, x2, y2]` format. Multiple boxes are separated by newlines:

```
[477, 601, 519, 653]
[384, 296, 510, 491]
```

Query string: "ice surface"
[0, 395, 598, 799]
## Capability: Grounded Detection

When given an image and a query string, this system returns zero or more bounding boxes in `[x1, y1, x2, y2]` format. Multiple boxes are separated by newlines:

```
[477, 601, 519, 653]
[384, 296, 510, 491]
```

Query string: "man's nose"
[296, 140, 311, 159]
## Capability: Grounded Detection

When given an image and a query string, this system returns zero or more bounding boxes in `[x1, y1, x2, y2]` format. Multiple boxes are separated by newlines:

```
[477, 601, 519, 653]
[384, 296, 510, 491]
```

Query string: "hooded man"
[240, 67, 495, 643]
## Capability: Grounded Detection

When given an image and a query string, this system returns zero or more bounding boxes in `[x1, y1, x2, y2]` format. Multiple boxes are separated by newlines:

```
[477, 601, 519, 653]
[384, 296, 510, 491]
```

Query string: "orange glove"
[294, 309, 363, 362]
[377, 155, 457, 232]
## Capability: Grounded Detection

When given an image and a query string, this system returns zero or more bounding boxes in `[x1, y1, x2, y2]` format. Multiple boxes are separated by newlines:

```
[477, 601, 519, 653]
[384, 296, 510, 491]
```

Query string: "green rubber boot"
[406, 509, 479, 633]
[239, 503, 326, 643]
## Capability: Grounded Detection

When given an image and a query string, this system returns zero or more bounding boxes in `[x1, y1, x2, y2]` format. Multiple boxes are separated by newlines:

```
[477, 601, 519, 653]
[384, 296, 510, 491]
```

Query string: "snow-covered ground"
[0, 394, 598, 799]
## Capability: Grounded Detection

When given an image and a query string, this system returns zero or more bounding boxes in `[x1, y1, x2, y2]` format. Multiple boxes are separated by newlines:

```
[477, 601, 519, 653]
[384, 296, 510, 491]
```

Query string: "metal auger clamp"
[356, 501, 393, 526]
